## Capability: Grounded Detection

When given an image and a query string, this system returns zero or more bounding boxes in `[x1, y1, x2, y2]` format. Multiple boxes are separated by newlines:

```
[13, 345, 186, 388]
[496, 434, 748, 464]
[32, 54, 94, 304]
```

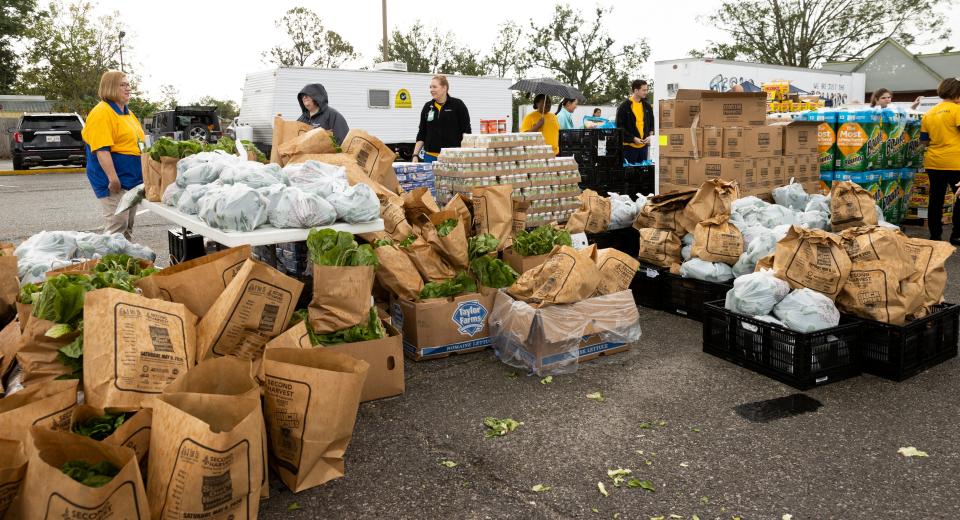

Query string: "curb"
[0, 168, 85, 176]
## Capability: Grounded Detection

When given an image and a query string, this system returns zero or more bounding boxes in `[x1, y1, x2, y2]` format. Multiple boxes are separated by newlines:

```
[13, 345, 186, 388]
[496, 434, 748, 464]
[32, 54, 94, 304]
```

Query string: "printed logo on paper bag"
[452, 300, 487, 337]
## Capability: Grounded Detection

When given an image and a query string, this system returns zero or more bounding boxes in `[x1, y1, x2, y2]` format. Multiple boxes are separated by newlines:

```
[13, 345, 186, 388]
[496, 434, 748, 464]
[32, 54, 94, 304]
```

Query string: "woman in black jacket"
[413, 74, 471, 163]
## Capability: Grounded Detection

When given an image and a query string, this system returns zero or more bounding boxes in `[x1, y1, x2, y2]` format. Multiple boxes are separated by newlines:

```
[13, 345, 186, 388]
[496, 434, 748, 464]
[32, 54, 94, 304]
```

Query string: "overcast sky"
[90, 0, 960, 103]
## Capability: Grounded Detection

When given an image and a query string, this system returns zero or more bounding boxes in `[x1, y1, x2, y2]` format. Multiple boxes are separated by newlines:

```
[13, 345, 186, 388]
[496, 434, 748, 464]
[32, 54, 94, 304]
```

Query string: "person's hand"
[915, 96, 924, 104]
[634, 137, 644, 145]
[108, 175, 121, 194]
[643, 136, 653, 145]
[412, 155, 419, 163]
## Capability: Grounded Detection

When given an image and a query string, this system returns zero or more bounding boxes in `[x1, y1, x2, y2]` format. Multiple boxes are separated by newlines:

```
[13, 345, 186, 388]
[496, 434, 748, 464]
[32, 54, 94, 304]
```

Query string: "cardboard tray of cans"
[461, 132, 546, 149]
[438, 146, 556, 163]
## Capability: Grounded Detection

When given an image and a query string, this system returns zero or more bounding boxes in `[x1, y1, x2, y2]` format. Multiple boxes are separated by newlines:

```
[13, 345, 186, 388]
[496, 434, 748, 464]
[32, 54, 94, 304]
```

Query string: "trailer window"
[368, 89, 390, 108]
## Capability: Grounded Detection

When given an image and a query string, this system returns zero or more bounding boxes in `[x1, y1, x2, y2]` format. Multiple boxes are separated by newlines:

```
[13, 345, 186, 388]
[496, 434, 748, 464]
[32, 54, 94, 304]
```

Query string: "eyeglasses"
[120, 82, 131, 87]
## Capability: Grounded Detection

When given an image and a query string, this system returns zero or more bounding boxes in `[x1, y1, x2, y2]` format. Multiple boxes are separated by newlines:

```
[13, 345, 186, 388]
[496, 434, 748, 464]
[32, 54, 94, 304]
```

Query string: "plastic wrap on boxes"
[489, 290, 641, 376]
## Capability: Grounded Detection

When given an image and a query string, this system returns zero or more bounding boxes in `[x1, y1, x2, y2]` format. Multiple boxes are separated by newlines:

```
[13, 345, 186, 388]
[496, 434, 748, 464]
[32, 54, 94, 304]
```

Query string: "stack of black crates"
[559, 128, 654, 196]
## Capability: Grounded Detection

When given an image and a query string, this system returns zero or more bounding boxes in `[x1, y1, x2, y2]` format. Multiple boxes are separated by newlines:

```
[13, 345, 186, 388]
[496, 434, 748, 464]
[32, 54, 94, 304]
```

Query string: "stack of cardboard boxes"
[658, 90, 820, 198]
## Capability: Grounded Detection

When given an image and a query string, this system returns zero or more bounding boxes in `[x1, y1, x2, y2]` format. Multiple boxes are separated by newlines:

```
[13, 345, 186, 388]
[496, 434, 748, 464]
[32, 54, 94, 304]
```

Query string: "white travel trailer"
[237, 65, 514, 159]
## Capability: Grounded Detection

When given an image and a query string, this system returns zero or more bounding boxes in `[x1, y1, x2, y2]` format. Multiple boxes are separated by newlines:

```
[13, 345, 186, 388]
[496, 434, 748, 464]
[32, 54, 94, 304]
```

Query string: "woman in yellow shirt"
[520, 94, 559, 155]
[920, 78, 960, 243]
[81, 70, 145, 240]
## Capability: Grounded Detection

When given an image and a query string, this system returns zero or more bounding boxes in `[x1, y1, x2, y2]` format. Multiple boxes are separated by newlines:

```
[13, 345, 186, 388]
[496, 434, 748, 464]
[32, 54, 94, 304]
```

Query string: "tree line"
[1, 0, 952, 118]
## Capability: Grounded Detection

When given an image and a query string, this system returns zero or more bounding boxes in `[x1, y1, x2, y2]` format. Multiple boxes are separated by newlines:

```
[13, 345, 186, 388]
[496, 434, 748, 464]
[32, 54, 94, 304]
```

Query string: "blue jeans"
[624, 146, 648, 164]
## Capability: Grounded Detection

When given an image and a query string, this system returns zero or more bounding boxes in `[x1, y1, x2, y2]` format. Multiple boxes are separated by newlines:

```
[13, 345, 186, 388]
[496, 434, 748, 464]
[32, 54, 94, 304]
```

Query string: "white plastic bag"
[176, 184, 216, 215]
[805, 194, 830, 214]
[796, 210, 831, 230]
[219, 162, 285, 188]
[773, 288, 841, 332]
[759, 204, 797, 229]
[725, 270, 791, 316]
[325, 183, 380, 223]
[772, 182, 810, 211]
[679, 258, 734, 282]
[161, 182, 184, 207]
[268, 186, 338, 229]
[607, 192, 639, 230]
[732, 229, 777, 276]
[284, 160, 349, 198]
[197, 184, 268, 232]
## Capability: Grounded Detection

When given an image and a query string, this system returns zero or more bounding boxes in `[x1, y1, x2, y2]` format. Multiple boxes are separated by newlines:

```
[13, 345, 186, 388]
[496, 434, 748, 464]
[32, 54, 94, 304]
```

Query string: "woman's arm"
[529, 112, 546, 131]
[412, 140, 425, 163]
[96, 149, 121, 194]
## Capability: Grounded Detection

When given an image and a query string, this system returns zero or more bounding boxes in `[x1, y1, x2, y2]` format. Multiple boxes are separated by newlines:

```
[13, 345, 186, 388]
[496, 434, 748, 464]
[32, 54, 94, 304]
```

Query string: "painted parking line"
[0, 168, 85, 176]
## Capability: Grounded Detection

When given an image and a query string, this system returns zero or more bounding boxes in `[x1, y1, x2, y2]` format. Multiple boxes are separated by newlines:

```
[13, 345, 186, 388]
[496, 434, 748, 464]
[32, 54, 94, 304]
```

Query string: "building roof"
[821, 38, 960, 92]
[0, 95, 57, 113]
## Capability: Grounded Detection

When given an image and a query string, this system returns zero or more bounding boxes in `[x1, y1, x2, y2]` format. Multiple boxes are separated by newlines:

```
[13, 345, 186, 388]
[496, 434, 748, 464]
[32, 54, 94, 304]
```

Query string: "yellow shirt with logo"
[81, 100, 144, 155]
[921, 101, 960, 170]
[625, 99, 645, 149]
[521, 111, 559, 155]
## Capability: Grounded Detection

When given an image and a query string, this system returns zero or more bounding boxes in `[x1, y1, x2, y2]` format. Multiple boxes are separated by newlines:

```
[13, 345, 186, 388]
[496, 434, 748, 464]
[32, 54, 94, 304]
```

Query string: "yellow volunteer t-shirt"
[521, 111, 559, 155]
[81, 100, 144, 155]
[626, 99, 646, 149]
[921, 101, 960, 170]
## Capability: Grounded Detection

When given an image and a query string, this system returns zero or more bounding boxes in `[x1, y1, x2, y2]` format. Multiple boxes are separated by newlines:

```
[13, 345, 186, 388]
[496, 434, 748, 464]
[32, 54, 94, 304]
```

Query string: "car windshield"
[22, 116, 82, 130]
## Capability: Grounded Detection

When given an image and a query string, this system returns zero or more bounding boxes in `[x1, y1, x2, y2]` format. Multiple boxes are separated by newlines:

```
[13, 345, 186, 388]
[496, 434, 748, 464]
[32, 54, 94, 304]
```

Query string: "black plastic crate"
[560, 129, 624, 167]
[856, 303, 960, 381]
[167, 228, 205, 265]
[630, 263, 665, 310]
[276, 241, 311, 277]
[587, 227, 639, 256]
[662, 274, 733, 322]
[702, 301, 862, 390]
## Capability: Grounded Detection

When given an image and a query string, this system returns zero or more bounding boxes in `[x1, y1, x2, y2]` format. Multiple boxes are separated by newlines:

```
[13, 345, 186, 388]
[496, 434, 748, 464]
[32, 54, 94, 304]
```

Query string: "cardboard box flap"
[674, 89, 710, 100]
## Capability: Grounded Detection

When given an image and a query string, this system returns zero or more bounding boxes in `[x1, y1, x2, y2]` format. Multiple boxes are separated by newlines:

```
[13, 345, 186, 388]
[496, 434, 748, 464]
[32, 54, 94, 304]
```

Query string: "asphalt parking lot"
[2, 173, 959, 519]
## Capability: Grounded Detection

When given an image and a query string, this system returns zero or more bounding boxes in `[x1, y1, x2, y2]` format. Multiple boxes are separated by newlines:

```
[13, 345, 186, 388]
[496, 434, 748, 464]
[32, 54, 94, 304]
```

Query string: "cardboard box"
[782, 155, 798, 183]
[722, 127, 784, 158]
[703, 127, 723, 157]
[502, 247, 548, 274]
[266, 321, 405, 402]
[392, 290, 497, 360]
[659, 94, 701, 129]
[696, 91, 767, 127]
[772, 120, 821, 155]
[662, 157, 694, 185]
[488, 290, 639, 375]
[689, 157, 752, 187]
[658, 128, 703, 158]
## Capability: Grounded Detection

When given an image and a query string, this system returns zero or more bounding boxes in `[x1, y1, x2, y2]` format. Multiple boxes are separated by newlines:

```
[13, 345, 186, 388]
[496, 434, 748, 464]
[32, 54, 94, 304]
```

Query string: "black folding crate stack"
[629, 263, 666, 310]
[624, 164, 656, 196]
[662, 274, 733, 322]
[587, 227, 639, 257]
[856, 303, 960, 381]
[702, 301, 862, 390]
[559, 129, 625, 194]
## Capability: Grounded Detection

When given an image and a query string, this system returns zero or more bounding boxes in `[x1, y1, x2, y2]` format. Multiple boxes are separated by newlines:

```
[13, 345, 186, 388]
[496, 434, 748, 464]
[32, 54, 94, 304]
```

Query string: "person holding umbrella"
[521, 94, 560, 155]
[413, 74, 471, 163]
[617, 79, 654, 164]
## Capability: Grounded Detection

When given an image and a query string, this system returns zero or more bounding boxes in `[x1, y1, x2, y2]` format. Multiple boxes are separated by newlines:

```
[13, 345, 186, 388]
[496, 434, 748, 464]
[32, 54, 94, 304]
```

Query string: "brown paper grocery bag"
[0, 250, 18, 327]
[341, 129, 400, 193]
[830, 180, 879, 231]
[508, 246, 602, 306]
[7, 427, 149, 519]
[0, 438, 27, 518]
[403, 186, 441, 222]
[755, 253, 775, 272]
[0, 378, 77, 448]
[141, 154, 178, 202]
[840, 226, 917, 266]
[773, 225, 852, 300]
[270, 116, 313, 164]
[162, 356, 269, 499]
[374, 244, 424, 301]
[836, 260, 922, 325]
[309, 264, 375, 334]
[565, 209, 587, 234]
[402, 236, 456, 282]
[83, 288, 197, 411]
[445, 194, 474, 236]
[898, 235, 956, 312]
[262, 348, 369, 492]
[147, 392, 265, 519]
[568, 190, 611, 234]
[381, 201, 415, 242]
[473, 185, 514, 250]
[15, 314, 78, 385]
[70, 405, 153, 463]
[633, 189, 697, 234]
[682, 178, 740, 234]
[16, 301, 31, 333]
[593, 248, 640, 296]
[137, 245, 251, 318]
[278, 127, 338, 165]
[692, 214, 744, 265]
[197, 259, 303, 361]
[0, 320, 21, 384]
[428, 210, 470, 271]
[637, 228, 683, 268]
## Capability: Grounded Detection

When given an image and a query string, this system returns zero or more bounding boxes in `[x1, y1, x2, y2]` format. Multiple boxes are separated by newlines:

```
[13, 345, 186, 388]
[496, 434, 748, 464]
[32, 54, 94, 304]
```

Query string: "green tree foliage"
[158, 84, 178, 110]
[197, 96, 239, 120]
[0, 0, 38, 91]
[379, 21, 491, 76]
[695, 0, 952, 67]
[17, 0, 125, 113]
[264, 7, 358, 68]
[525, 4, 650, 104]
[487, 21, 529, 79]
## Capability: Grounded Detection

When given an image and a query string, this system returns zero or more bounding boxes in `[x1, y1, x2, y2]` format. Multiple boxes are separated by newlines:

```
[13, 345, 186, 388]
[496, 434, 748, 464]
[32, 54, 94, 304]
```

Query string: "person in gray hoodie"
[296, 83, 350, 143]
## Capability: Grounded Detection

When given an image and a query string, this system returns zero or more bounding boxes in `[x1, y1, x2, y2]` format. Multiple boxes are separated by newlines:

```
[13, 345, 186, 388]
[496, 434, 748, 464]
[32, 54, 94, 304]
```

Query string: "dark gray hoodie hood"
[298, 83, 329, 114]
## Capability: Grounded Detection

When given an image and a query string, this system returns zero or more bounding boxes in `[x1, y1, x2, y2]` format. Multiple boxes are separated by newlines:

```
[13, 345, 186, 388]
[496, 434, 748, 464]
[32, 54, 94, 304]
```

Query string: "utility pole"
[381, 0, 389, 61]
[119, 31, 126, 72]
